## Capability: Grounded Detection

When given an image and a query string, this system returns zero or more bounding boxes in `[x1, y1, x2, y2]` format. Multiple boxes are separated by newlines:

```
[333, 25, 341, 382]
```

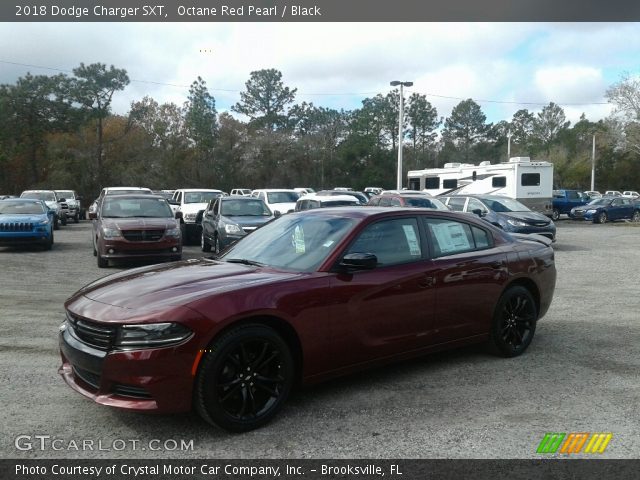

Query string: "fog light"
[108, 249, 115, 254]
[172, 247, 177, 252]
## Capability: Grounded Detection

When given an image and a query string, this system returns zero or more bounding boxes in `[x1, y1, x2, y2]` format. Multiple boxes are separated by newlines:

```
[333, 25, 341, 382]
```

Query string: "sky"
[1, 22, 639, 125]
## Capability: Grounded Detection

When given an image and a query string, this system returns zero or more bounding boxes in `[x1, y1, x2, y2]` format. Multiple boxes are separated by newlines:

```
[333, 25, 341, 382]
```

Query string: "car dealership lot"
[1, 220, 638, 458]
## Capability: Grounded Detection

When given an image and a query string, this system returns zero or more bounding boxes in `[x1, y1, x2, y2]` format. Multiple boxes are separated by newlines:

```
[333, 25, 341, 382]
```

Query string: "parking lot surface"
[1, 220, 638, 458]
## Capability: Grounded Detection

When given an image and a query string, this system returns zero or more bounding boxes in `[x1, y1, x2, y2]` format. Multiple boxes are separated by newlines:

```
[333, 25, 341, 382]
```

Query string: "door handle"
[418, 276, 435, 288]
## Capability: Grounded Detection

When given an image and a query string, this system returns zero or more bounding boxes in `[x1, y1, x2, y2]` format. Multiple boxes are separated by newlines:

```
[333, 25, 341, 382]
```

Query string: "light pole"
[507, 129, 512, 160]
[591, 133, 596, 191]
[390, 80, 413, 190]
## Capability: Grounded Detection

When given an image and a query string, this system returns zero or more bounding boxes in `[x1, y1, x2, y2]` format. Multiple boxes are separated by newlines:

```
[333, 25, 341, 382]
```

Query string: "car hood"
[181, 203, 209, 213]
[76, 259, 301, 311]
[100, 217, 177, 229]
[223, 215, 273, 228]
[269, 202, 297, 213]
[0, 214, 48, 223]
[502, 211, 551, 225]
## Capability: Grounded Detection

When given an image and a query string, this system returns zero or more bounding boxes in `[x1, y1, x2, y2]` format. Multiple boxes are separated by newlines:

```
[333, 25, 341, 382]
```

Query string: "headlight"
[115, 322, 193, 349]
[102, 227, 122, 239]
[37, 218, 50, 225]
[507, 219, 528, 227]
[224, 224, 243, 234]
[165, 227, 181, 237]
[586, 209, 597, 214]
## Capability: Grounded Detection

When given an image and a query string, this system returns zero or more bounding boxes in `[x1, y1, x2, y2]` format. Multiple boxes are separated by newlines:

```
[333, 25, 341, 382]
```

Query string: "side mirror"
[175, 211, 183, 220]
[274, 211, 282, 218]
[472, 209, 485, 217]
[88, 212, 97, 220]
[339, 253, 378, 271]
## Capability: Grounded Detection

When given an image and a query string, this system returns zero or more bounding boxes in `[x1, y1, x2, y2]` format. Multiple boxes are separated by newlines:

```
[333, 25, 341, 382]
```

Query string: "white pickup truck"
[171, 189, 224, 243]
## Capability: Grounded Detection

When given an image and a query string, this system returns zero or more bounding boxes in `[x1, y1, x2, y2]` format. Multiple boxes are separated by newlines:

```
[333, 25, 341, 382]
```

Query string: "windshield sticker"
[431, 222, 471, 253]
[402, 225, 421, 256]
[293, 225, 305, 254]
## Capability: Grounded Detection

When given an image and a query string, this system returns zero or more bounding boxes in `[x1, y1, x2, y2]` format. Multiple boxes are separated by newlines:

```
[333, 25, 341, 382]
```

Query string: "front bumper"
[58, 325, 196, 413]
[0, 230, 51, 245]
[506, 225, 556, 241]
[100, 238, 181, 259]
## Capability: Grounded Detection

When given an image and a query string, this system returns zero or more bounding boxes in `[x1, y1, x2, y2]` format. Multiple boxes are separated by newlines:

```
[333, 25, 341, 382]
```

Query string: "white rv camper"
[407, 157, 554, 215]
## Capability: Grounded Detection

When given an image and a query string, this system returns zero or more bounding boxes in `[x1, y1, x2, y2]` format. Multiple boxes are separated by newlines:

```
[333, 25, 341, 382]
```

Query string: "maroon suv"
[90, 194, 182, 267]
[61, 207, 556, 431]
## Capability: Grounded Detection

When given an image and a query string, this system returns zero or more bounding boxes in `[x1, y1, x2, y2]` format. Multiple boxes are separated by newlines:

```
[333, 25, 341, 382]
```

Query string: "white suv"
[172, 189, 224, 243]
[251, 189, 300, 215]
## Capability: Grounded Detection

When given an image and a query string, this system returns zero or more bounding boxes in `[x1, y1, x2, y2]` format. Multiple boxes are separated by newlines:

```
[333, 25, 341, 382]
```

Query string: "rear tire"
[488, 286, 537, 358]
[632, 211, 640, 223]
[194, 324, 294, 432]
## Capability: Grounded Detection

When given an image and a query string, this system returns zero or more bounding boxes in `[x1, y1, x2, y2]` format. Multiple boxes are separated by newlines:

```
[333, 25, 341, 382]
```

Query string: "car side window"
[369, 197, 380, 206]
[466, 198, 488, 214]
[424, 218, 492, 257]
[390, 197, 402, 207]
[346, 218, 422, 266]
[612, 199, 621, 206]
[447, 197, 467, 212]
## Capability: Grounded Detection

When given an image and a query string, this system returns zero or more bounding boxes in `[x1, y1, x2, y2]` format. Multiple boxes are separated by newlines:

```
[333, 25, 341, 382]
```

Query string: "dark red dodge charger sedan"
[59, 208, 556, 431]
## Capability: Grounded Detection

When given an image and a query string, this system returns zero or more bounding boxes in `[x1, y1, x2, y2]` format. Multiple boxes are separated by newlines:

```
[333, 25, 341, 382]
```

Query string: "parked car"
[171, 189, 224, 244]
[367, 193, 449, 210]
[20, 190, 68, 229]
[251, 189, 300, 215]
[293, 187, 315, 196]
[604, 190, 622, 197]
[295, 193, 360, 211]
[551, 189, 590, 220]
[583, 191, 602, 199]
[230, 189, 253, 197]
[622, 191, 639, 198]
[364, 187, 384, 197]
[90, 194, 182, 267]
[200, 196, 274, 254]
[88, 187, 153, 216]
[54, 190, 82, 223]
[440, 195, 557, 241]
[570, 197, 640, 224]
[0, 198, 54, 250]
[316, 190, 369, 205]
[59, 207, 556, 431]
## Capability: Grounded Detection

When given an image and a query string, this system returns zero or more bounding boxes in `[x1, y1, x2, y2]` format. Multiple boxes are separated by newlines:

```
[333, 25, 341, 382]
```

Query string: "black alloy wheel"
[489, 286, 537, 357]
[195, 324, 294, 432]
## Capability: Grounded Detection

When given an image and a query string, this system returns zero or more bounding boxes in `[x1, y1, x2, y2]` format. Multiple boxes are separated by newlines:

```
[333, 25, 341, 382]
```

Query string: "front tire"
[43, 228, 54, 251]
[488, 286, 537, 358]
[194, 324, 294, 432]
[97, 255, 108, 268]
[632, 211, 640, 223]
[214, 234, 221, 255]
[551, 209, 560, 221]
[201, 230, 211, 252]
[595, 211, 607, 224]
[74, 212, 80, 224]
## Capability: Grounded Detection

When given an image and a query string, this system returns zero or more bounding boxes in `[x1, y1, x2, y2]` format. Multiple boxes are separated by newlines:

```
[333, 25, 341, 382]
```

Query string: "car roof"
[0, 198, 43, 203]
[21, 190, 55, 193]
[176, 188, 222, 192]
[253, 188, 297, 192]
[103, 193, 166, 200]
[300, 194, 359, 203]
[222, 195, 263, 200]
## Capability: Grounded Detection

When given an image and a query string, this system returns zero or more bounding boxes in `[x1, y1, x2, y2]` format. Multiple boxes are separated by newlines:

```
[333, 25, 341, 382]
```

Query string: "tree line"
[1, 64, 639, 202]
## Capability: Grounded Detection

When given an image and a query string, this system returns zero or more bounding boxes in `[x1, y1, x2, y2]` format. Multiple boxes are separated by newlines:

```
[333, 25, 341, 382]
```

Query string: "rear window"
[521, 173, 540, 186]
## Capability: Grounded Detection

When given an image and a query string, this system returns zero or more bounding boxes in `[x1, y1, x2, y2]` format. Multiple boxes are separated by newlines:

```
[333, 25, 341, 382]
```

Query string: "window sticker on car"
[431, 222, 471, 253]
[402, 225, 421, 256]
[293, 225, 305, 254]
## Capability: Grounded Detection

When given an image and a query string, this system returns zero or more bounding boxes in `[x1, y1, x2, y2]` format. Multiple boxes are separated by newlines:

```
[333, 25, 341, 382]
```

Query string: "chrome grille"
[0, 222, 34, 232]
[67, 312, 117, 350]
[122, 230, 164, 242]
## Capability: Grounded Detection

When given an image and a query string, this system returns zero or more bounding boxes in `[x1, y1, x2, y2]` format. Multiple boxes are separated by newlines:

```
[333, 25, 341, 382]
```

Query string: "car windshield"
[56, 191, 74, 199]
[101, 198, 173, 218]
[221, 213, 357, 272]
[106, 189, 151, 196]
[320, 200, 359, 207]
[404, 197, 449, 210]
[267, 191, 299, 204]
[588, 198, 611, 206]
[221, 199, 271, 216]
[21, 192, 56, 202]
[0, 201, 46, 215]
[185, 191, 222, 203]
[482, 198, 530, 212]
